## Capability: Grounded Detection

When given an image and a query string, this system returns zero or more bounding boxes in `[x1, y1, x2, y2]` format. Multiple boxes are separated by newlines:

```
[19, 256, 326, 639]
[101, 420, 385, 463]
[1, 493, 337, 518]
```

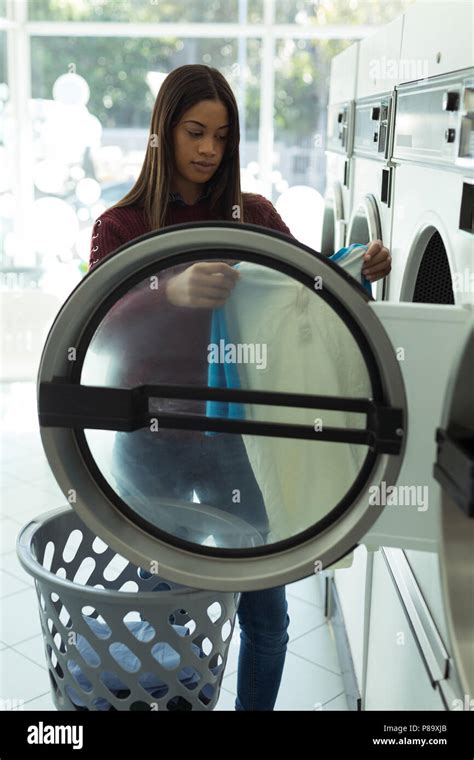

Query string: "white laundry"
[222, 256, 372, 565]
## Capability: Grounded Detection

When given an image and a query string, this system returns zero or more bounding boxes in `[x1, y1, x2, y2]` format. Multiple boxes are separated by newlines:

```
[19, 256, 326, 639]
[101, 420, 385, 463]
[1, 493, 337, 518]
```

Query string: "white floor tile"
[287, 575, 325, 608]
[222, 668, 237, 694]
[35, 479, 65, 501]
[221, 650, 344, 711]
[0, 445, 27, 467]
[10, 501, 67, 528]
[216, 680, 348, 711]
[221, 625, 240, 677]
[0, 433, 35, 462]
[0, 551, 35, 587]
[1, 473, 26, 496]
[322, 691, 349, 710]
[0, 568, 29, 598]
[0, 517, 22, 556]
[1, 436, 26, 455]
[286, 595, 327, 639]
[23, 692, 57, 711]
[2, 483, 65, 525]
[9, 453, 54, 483]
[274, 652, 345, 711]
[214, 686, 237, 711]
[11, 634, 47, 670]
[2, 454, 47, 484]
[16, 430, 43, 450]
[0, 587, 43, 646]
[288, 623, 341, 674]
[0, 648, 51, 703]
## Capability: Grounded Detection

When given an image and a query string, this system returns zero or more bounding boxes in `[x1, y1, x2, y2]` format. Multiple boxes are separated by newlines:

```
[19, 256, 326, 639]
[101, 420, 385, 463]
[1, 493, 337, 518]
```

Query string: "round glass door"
[37, 222, 407, 590]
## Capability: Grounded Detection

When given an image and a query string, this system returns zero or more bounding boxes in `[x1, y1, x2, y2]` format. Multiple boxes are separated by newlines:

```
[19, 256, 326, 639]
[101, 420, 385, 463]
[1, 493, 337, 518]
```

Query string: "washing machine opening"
[411, 230, 455, 305]
[347, 203, 370, 247]
[347, 195, 382, 250]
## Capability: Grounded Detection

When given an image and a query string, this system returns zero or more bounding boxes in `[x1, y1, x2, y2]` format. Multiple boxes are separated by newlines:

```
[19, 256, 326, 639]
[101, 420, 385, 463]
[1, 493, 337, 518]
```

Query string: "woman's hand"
[166, 262, 240, 308]
[361, 240, 392, 282]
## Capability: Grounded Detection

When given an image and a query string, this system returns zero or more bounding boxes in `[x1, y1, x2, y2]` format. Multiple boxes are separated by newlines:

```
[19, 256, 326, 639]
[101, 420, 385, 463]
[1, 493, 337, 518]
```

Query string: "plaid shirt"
[168, 181, 214, 207]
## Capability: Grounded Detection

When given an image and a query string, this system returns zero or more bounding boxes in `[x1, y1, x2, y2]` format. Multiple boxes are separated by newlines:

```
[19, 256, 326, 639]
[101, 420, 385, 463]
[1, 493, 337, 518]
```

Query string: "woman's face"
[171, 99, 230, 190]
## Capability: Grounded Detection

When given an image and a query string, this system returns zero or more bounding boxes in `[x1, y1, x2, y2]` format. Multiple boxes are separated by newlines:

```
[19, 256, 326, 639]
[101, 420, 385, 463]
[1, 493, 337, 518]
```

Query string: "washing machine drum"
[37, 221, 410, 591]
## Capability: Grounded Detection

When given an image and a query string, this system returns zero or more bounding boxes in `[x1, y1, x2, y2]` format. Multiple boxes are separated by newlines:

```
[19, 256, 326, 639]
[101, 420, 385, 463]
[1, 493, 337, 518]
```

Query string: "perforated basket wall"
[17, 507, 241, 711]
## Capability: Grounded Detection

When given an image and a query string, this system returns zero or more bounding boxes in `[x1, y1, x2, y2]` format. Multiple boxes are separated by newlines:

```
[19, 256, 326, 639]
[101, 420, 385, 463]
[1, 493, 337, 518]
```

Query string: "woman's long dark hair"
[107, 64, 246, 229]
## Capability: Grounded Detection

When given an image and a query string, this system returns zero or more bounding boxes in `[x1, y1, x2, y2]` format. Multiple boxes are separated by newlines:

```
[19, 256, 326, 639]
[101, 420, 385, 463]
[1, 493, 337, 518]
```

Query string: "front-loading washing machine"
[387, 55, 473, 305]
[28, 222, 473, 708]
[325, 16, 406, 707]
[369, 2, 474, 713]
[345, 14, 405, 304]
[320, 43, 359, 257]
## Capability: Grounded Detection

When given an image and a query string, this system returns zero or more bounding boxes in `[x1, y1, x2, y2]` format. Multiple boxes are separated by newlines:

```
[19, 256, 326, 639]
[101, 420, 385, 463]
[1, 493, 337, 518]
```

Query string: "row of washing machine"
[321, 0, 473, 711]
[322, 0, 473, 309]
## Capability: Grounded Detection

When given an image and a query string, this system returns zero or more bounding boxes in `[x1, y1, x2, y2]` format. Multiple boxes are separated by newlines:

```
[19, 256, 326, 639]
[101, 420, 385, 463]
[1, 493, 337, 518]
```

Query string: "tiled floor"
[0, 381, 348, 712]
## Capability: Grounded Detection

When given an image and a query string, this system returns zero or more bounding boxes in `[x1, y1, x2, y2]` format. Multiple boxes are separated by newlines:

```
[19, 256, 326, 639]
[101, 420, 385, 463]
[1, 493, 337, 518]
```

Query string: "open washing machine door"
[37, 222, 473, 592]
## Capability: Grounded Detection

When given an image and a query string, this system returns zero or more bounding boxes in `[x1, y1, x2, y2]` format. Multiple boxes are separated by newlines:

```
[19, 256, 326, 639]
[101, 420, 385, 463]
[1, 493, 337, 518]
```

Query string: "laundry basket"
[16, 505, 243, 711]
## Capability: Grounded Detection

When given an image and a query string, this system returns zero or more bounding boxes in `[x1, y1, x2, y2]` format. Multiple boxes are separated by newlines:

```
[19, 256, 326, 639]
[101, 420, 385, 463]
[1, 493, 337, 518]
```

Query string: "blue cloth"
[206, 308, 246, 429]
[330, 243, 373, 296]
[328, 243, 372, 296]
[205, 243, 372, 427]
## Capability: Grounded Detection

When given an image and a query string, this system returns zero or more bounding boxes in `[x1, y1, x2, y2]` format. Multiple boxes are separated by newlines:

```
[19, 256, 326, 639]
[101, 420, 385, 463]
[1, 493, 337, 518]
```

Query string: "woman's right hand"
[165, 262, 240, 308]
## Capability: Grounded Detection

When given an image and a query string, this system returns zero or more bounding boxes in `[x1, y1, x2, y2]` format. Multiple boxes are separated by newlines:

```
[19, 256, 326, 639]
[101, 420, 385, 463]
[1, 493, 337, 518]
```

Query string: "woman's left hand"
[361, 240, 392, 282]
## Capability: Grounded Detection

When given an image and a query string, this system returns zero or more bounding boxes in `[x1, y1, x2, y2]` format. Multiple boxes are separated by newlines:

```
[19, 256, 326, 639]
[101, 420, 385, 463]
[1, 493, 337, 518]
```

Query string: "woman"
[89, 64, 391, 711]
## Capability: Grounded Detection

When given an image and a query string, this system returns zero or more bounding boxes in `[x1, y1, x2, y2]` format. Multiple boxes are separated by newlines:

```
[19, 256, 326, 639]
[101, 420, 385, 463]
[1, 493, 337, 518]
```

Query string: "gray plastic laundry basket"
[16, 506, 242, 711]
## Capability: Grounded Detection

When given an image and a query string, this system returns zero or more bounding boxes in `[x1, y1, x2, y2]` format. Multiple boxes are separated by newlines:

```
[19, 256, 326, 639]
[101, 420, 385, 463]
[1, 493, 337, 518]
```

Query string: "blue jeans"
[111, 429, 290, 710]
[235, 585, 289, 711]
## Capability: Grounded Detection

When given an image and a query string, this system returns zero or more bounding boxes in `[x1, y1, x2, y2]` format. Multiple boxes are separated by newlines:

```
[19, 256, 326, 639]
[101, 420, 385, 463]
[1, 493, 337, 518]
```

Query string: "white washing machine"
[345, 14, 405, 303]
[367, 1, 474, 712]
[328, 16, 406, 707]
[343, 1, 474, 713]
[387, 65, 474, 305]
[29, 222, 474, 708]
[320, 43, 359, 257]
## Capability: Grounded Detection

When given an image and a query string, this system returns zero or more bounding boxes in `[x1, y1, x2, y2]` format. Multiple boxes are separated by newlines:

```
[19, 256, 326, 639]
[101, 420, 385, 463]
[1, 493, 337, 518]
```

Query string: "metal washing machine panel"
[33, 222, 472, 600]
[355, 14, 404, 101]
[399, 0, 474, 83]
